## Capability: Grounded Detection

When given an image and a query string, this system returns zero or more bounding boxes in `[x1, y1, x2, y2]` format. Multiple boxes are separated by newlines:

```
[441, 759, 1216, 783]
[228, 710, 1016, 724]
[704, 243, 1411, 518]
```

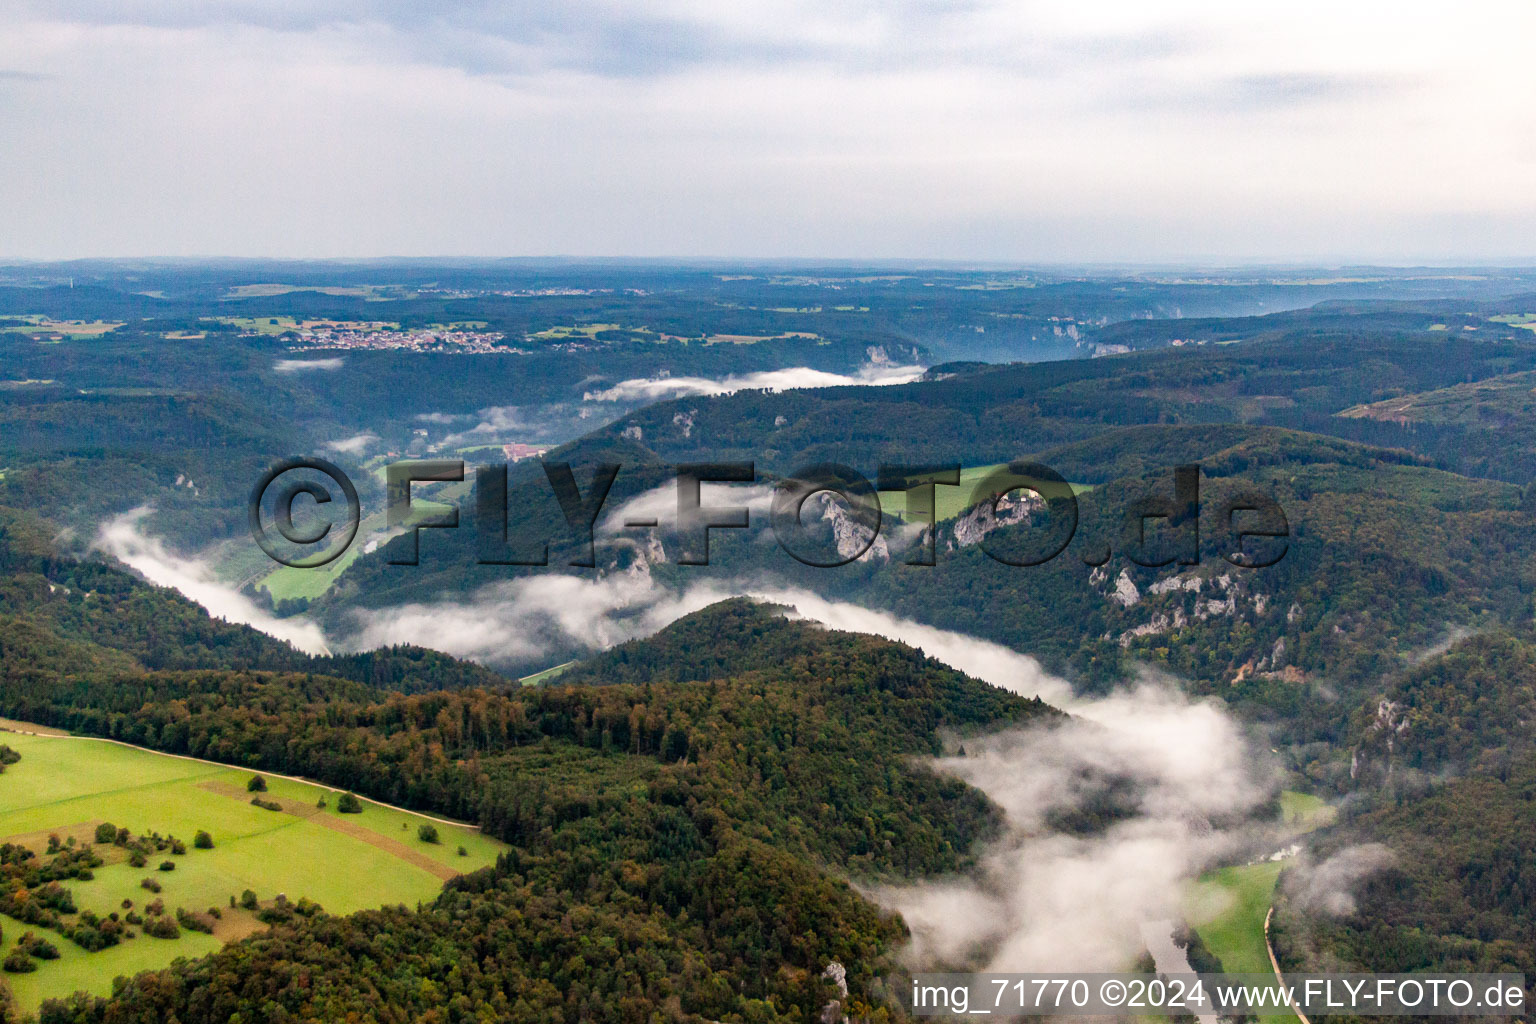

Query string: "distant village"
[287, 326, 512, 353]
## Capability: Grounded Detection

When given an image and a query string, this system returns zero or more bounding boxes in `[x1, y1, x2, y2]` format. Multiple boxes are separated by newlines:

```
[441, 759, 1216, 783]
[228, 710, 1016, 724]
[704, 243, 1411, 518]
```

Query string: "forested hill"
[0, 504, 505, 692]
[0, 598, 1056, 1023]
[557, 597, 848, 687]
[586, 315, 1536, 480]
[1269, 628, 1536, 995]
[852, 428, 1533, 731]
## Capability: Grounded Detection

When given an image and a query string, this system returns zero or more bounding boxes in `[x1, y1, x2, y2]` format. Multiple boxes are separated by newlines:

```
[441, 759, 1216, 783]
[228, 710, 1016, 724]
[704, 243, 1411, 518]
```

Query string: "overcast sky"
[2, 1, 1534, 262]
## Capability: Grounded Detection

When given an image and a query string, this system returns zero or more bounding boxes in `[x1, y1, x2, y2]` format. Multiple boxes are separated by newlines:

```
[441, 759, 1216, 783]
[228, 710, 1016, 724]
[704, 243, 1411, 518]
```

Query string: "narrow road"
[1265, 905, 1312, 1024]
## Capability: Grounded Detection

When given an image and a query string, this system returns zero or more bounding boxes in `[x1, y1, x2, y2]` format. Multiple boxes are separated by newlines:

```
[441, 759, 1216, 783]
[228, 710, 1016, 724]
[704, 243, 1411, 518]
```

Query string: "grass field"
[1185, 861, 1283, 974]
[223, 284, 395, 300]
[1, 317, 122, 339]
[1180, 788, 1336, 1019]
[257, 536, 371, 602]
[1490, 313, 1536, 333]
[218, 316, 399, 335]
[1278, 790, 1337, 831]
[527, 322, 622, 339]
[253, 481, 465, 602]
[0, 728, 506, 1011]
[518, 660, 577, 686]
[878, 464, 1093, 522]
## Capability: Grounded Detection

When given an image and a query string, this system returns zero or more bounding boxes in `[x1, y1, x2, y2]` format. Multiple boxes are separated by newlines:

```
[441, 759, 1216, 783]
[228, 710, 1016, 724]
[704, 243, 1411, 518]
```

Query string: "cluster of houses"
[289, 326, 510, 353]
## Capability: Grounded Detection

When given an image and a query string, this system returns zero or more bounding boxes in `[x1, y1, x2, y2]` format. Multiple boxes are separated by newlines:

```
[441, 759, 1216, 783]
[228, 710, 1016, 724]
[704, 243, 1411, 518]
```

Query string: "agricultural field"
[1490, 313, 1536, 332]
[0, 317, 123, 340]
[216, 315, 400, 335]
[526, 322, 623, 340]
[701, 331, 819, 344]
[521, 324, 823, 346]
[0, 727, 506, 1013]
[222, 284, 399, 300]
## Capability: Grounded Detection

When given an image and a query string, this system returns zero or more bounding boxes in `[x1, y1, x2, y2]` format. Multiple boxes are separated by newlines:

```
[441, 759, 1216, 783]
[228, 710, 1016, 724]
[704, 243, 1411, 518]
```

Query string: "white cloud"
[96, 510, 331, 655]
[440, 404, 572, 446]
[584, 362, 926, 402]
[325, 431, 378, 454]
[599, 480, 778, 536]
[873, 682, 1274, 971]
[3, 2, 1534, 260]
[346, 571, 747, 665]
[274, 357, 344, 372]
[1286, 844, 1395, 918]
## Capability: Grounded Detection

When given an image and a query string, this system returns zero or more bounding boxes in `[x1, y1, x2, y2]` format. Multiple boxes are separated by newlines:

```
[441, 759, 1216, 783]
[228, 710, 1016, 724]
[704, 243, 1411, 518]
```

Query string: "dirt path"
[1265, 905, 1312, 1024]
[198, 780, 459, 881]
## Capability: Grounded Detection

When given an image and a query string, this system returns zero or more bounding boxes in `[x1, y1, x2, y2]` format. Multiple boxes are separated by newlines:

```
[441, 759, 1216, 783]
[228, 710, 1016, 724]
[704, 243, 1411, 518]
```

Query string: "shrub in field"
[19, 934, 59, 960]
[175, 908, 214, 934]
[144, 915, 179, 939]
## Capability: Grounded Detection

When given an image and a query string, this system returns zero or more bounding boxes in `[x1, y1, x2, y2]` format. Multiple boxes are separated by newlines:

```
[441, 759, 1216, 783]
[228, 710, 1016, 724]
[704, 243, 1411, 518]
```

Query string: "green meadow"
[526, 323, 622, 339]
[1180, 788, 1337, 1019]
[1277, 789, 1336, 832]
[0, 728, 505, 1012]
[253, 480, 465, 603]
[257, 538, 370, 602]
[878, 464, 1094, 522]
[1186, 860, 1283, 974]
[518, 660, 577, 686]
